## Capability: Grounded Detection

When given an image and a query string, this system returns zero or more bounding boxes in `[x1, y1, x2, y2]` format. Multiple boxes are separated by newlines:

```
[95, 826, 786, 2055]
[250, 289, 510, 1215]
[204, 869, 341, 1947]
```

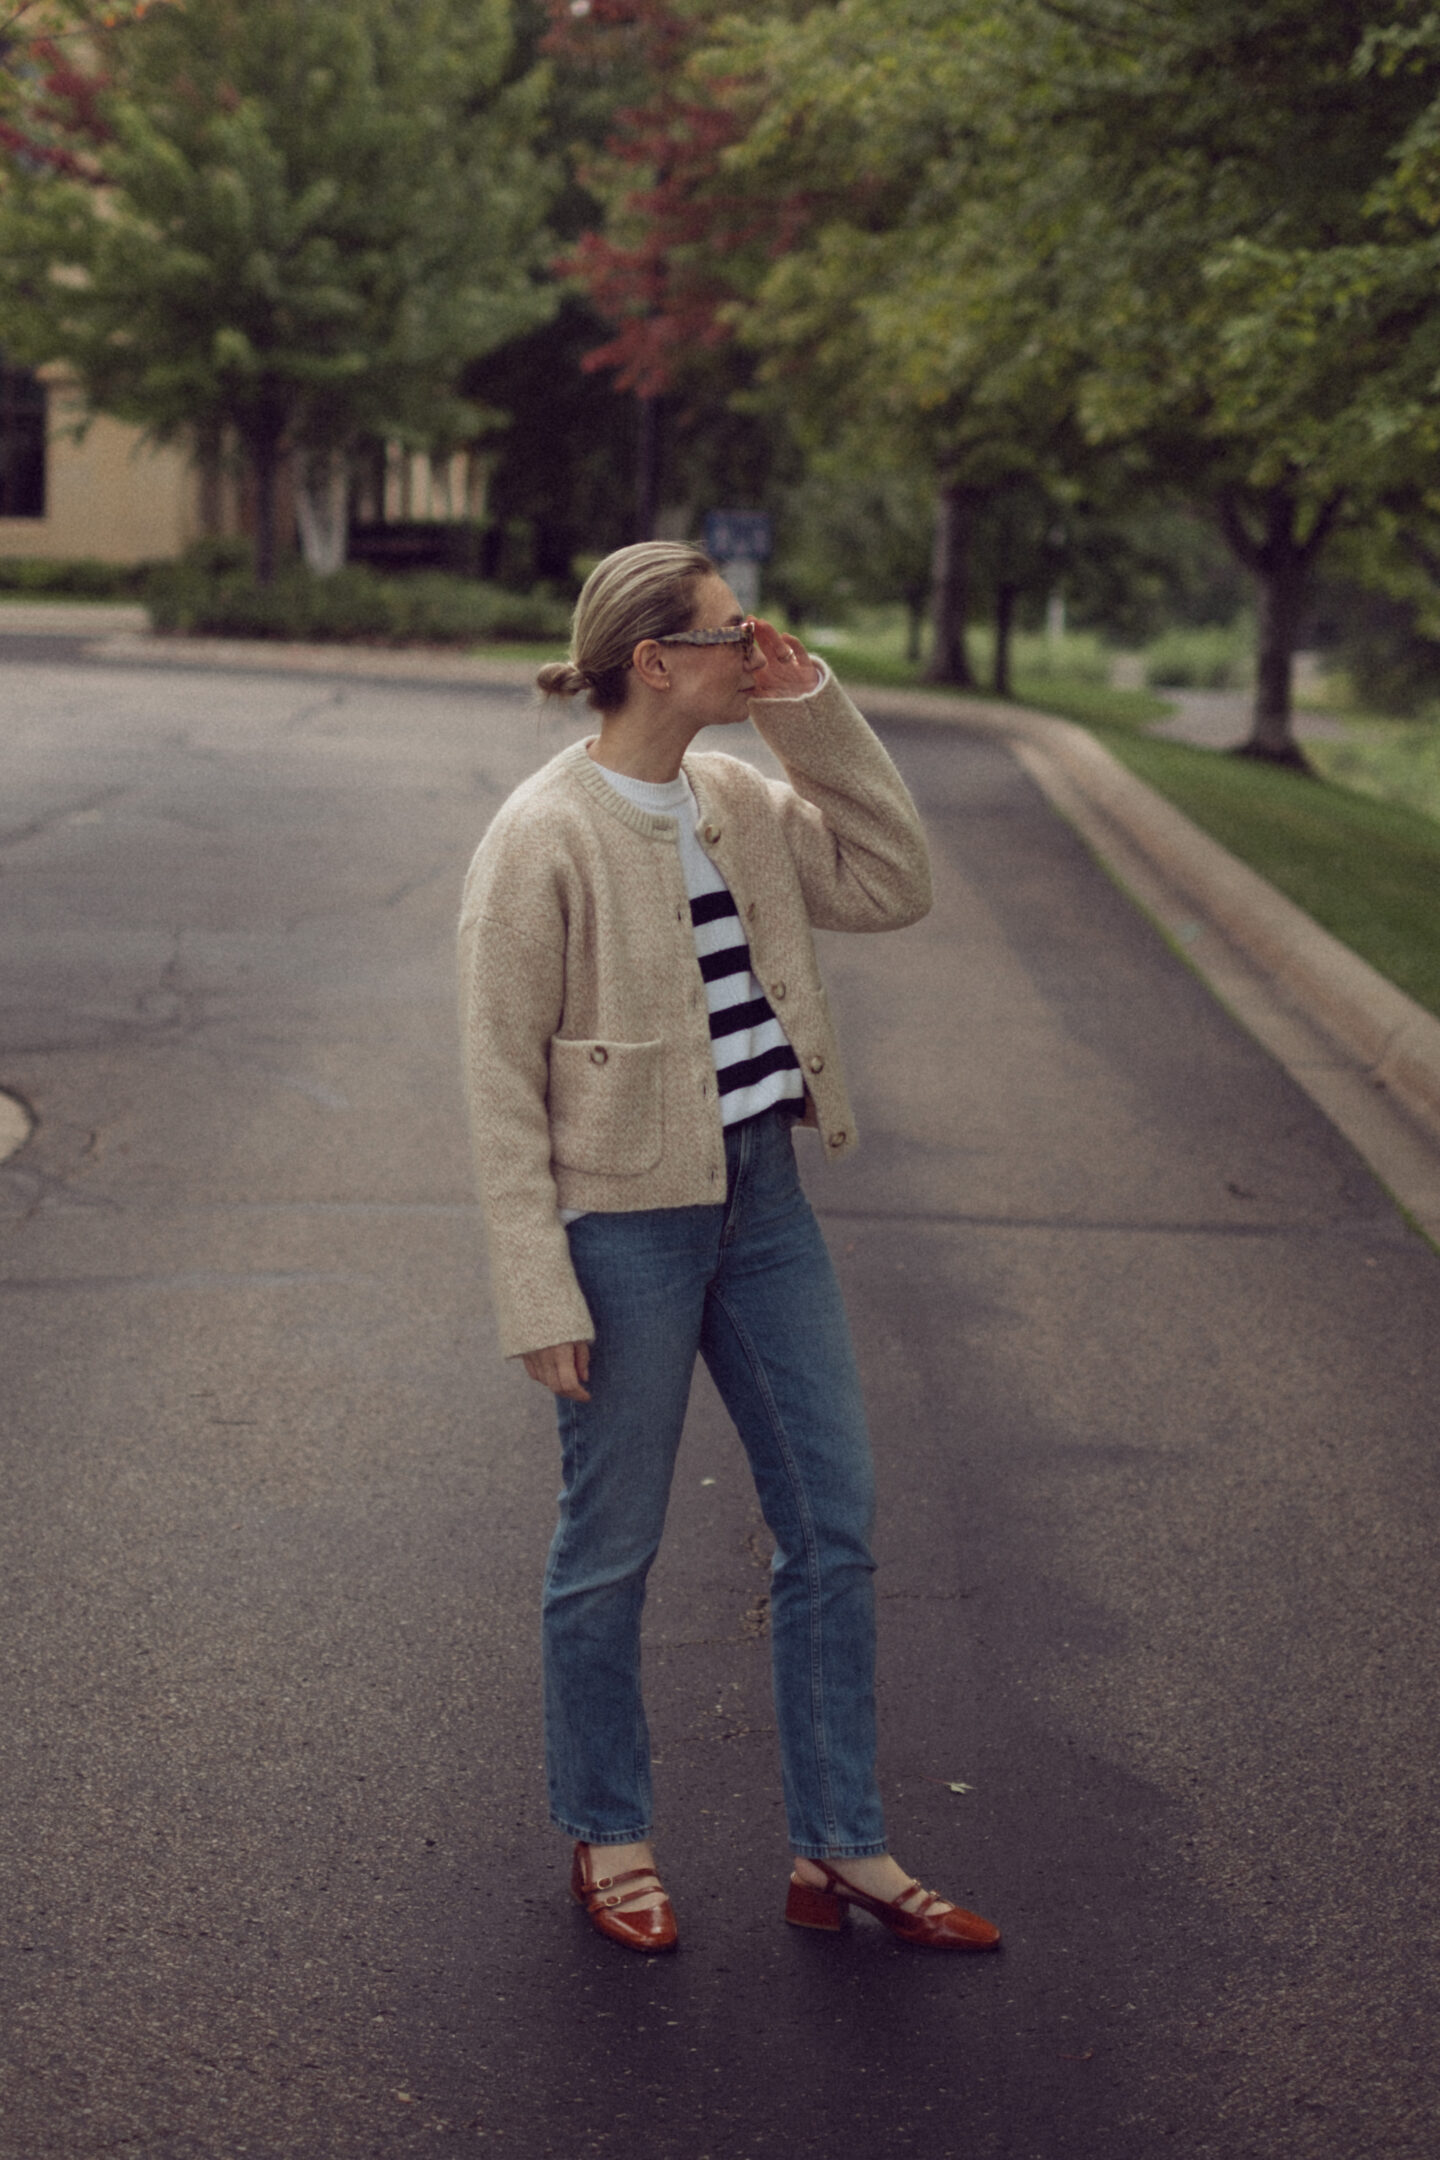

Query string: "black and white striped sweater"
[596, 765, 804, 1126]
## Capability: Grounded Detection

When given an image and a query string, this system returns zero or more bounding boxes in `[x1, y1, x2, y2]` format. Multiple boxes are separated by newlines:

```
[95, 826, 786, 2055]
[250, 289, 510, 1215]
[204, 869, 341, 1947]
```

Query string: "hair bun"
[535, 659, 589, 698]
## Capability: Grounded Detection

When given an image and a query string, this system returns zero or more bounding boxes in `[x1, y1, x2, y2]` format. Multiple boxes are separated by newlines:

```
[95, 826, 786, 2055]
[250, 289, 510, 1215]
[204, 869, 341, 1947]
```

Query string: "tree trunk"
[196, 420, 224, 539]
[249, 428, 283, 586]
[1217, 484, 1341, 770]
[993, 581, 1018, 697]
[905, 591, 925, 665]
[635, 394, 660, 543]
[295, 445, 350, 577]
[1245, 550, 1308, 765]
[924, 482, 977, 687]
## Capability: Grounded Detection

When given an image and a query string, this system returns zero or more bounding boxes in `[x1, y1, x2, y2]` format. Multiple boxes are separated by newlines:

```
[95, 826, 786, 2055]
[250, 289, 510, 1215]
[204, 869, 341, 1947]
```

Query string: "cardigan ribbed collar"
[558, 735, 713, 840]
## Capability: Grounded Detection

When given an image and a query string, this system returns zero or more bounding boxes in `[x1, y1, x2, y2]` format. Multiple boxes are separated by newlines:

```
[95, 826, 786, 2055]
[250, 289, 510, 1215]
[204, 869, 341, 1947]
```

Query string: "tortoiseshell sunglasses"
[654, 621, 758, 660]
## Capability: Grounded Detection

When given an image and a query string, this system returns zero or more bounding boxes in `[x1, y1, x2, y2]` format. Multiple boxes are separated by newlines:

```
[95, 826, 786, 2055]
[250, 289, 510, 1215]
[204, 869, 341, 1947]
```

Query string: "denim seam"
[717, 1112, 753, 1247]
[551, 1815, 654, 1844]
[709, 1283, 839, 1851]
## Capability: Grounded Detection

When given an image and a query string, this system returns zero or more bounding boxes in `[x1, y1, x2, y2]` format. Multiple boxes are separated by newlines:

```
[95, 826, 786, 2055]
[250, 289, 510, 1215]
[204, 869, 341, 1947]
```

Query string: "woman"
[458, 541, 999, 1955]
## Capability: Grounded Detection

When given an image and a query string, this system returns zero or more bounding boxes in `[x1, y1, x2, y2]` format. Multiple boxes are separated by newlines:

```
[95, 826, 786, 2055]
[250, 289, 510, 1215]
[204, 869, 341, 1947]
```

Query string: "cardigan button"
[770, 980, 786, 1000]
[589, 1045, 608, 1066]
[746, 901, 758, 922]
[702, 822, 721, 845]
[828, 1129, 847, 1149]
[807, 1054, 825, 1074]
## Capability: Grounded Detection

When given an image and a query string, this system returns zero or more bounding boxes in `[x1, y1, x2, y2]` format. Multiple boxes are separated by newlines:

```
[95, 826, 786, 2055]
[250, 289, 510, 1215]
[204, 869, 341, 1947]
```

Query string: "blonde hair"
[536, 541, 715, 713]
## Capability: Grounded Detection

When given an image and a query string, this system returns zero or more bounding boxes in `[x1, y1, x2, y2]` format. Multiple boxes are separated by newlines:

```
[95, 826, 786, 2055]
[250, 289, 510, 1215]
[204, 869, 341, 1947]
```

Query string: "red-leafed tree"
[0, 1, 158, 171]
[540, 0, 811, 535]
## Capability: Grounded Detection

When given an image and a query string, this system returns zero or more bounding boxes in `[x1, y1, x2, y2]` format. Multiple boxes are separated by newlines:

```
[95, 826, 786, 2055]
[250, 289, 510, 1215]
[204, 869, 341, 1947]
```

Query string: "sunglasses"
[654, 621, 758, 660]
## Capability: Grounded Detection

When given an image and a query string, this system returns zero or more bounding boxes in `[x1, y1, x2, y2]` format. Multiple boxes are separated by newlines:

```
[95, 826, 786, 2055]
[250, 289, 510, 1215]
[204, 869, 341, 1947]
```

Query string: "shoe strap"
[582, 1863, 667, 1913]
[812, 1860, 940, 1918]
[893, 1882, 942, 1916]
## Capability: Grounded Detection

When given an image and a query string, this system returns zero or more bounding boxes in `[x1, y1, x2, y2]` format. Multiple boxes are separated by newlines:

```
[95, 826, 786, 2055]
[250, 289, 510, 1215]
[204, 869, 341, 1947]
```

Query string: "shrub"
[0, 556, 145, 597]
[142, 555, 572, 645]
[1007, 628, 1113, 684]
[1330, 587, 1440, 718]
[1144, 623, 1252, 689]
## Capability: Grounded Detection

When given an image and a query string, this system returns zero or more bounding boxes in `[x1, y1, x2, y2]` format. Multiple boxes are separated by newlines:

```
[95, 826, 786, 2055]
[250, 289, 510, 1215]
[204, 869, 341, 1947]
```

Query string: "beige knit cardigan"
[457, 673, 932, 1359]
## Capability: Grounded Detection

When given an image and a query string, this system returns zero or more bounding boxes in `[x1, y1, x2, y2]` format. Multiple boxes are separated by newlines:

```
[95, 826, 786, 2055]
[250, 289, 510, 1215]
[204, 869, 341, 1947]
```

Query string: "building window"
[0, 359, 46, 518]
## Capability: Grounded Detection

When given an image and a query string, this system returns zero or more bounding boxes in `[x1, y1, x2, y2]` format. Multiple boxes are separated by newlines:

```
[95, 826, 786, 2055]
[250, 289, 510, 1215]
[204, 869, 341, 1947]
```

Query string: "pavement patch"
[0, 1090, 33, 1164]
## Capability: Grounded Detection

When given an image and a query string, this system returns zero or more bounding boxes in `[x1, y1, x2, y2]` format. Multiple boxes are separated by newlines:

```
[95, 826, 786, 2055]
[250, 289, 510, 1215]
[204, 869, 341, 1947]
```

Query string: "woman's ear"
[630, 639, 670, 692]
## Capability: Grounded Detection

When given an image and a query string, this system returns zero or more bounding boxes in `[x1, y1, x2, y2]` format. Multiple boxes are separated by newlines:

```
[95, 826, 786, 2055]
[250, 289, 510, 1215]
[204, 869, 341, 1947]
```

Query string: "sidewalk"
[62, 628, 1440, 1246]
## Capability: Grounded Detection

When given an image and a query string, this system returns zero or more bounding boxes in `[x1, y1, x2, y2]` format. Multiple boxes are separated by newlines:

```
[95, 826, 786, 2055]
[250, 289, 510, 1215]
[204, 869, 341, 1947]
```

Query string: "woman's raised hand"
[523, 1340, 592, 1402]
[748, 618, 821, 698]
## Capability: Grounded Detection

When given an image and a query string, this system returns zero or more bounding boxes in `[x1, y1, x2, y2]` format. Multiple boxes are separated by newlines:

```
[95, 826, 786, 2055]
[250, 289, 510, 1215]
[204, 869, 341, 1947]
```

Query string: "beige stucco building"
[0, 372, 202, 564]
[0, 360, 489, 566]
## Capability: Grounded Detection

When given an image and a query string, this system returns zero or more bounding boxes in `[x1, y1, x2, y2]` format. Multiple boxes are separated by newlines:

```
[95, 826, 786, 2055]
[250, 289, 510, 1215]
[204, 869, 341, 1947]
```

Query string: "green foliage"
[1065, 506, 1252, 645]
[1005, 632, 1113, 688]
[1328, 586, 1440, 715]
[1143, 624, 1253, 691]
[806, 609, 1157, 722]
[1308, 720, 1440, 823]
[708, 0, 1440, 744]
[769, 460, 932, 632]
[0, 557, 146, 596]
[142, 554, 572, 643]
[0, 0, 557, 567]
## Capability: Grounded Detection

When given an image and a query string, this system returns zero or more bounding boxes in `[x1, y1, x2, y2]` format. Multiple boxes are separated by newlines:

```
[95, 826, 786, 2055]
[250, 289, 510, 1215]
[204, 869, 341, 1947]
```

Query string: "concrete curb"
[85, 630, 545, 688]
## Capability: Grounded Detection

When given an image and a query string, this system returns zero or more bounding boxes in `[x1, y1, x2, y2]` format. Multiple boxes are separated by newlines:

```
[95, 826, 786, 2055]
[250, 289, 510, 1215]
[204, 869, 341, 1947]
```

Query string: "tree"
[769, 455, 934, 652]
[463, 293, 639, 582]
[539, 0, 808, 542]
[0, 0, 157, 169]
[702, 5, 1093, 687]
[709, 0, 1440, 756]
[1014, 0, 1434, 763]
[0, 0, 556, 577]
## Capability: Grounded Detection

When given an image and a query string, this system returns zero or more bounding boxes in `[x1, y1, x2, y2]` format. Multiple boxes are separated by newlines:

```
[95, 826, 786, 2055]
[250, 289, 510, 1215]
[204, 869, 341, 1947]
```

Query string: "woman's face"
[664, 574, 757, 729]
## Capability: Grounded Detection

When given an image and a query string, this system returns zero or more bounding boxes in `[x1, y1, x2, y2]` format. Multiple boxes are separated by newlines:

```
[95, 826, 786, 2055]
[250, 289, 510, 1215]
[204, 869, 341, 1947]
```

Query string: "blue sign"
[704, 509, 773, 562]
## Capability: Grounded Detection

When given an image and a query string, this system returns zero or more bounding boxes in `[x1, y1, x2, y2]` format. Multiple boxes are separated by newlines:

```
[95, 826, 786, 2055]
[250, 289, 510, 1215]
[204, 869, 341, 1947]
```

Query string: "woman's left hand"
[748, 618, 821, 698]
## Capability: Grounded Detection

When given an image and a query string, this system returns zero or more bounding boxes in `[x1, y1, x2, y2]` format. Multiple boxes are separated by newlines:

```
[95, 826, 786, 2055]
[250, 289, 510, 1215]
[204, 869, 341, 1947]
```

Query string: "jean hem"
[790, 1839, 888, 1860]
[552, 1817, 653, 1845]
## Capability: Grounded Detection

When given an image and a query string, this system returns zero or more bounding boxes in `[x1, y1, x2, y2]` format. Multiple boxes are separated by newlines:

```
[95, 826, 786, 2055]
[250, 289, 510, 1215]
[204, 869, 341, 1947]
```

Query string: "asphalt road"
[2, 652, 1438, 2160]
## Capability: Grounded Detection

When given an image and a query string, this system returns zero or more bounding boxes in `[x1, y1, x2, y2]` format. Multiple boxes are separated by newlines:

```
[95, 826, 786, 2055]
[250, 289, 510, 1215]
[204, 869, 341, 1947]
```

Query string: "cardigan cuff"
[749, 655, 833, 703]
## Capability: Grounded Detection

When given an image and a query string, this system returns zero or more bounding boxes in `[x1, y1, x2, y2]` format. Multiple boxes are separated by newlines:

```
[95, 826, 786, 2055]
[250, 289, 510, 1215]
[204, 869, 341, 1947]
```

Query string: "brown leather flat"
[785, 1858, 1000, 1950]
[571, 1844, 678, 1953]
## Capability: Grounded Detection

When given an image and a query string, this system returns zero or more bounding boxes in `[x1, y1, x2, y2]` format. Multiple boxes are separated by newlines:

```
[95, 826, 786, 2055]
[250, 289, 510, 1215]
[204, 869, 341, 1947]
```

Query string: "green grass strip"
[1090, 729, 1440, 1022]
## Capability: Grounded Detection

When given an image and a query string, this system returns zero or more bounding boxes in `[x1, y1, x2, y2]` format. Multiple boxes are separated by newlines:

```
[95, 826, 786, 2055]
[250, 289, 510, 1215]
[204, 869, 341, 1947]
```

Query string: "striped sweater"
[594, 764, 804, 1125]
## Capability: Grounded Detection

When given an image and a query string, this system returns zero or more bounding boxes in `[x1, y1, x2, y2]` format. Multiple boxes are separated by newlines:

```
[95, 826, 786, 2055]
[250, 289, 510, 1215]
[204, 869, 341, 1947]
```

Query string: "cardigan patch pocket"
[548, 1036, 664, 1176]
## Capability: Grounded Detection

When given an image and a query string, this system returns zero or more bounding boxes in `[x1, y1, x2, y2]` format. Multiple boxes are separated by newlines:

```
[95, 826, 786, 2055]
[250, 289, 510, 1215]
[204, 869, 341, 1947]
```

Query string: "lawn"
[1090, 728, 1440, 1022]
[1306, 717, 1440, 827]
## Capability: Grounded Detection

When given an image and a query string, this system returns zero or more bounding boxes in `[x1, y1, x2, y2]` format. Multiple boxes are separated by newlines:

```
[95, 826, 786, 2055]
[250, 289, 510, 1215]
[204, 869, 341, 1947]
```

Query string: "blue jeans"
[544, 1105, 886, 1860]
